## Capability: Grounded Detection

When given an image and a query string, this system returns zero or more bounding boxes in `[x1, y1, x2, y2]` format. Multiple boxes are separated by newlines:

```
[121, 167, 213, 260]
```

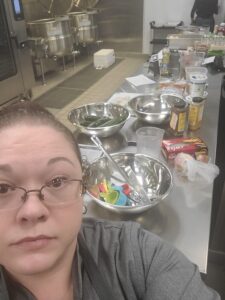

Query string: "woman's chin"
[6, 253, 60, 276]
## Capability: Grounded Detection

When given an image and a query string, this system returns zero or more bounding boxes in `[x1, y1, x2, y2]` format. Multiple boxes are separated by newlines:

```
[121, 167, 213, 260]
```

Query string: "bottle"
[188, 97, 205, 131]
[169, 99, 188, 136]
[214, 25, 219, 34]
[159, 48, 171, 76]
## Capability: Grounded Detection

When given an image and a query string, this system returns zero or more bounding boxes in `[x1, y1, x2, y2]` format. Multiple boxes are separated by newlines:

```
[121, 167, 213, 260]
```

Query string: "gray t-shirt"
[0, 218, 220, 300]
[76, 218, 220, 300]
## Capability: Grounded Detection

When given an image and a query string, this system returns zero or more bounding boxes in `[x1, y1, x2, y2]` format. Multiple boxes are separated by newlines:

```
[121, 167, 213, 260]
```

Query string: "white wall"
[142, 0, 225, 54]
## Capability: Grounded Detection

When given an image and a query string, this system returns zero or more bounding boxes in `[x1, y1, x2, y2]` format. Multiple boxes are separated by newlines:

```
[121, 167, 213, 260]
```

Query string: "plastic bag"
[185, 159, 219, 184]
[174, 153, 219, 207]
[174, 152, 219, 185]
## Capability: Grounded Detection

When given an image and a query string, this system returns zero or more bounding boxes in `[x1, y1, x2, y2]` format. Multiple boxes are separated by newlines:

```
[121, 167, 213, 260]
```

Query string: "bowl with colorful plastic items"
[85, 152, 172, 214]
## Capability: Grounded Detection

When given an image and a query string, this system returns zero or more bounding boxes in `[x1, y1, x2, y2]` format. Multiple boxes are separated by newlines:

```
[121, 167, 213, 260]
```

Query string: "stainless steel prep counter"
[77, 68, 223, 274]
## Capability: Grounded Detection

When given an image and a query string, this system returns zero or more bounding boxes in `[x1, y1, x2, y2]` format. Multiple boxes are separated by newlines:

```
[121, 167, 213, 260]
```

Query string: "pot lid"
[38, 0, 74, 16]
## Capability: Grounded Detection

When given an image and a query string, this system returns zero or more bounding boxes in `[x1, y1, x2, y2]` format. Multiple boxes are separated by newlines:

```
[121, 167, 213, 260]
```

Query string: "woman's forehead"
[0, 124, 77, 160]
[1, 123, 68, 141]
[0, 125, 83, 177]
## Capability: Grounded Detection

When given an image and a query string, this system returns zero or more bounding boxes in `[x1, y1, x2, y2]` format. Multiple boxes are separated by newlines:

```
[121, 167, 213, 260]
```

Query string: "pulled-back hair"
[0, 101, 82, 165]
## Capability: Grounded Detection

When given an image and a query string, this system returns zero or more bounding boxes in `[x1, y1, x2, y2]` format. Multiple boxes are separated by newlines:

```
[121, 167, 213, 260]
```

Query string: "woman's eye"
[47, 177, 67, 188]
[0, 184, 13, 194]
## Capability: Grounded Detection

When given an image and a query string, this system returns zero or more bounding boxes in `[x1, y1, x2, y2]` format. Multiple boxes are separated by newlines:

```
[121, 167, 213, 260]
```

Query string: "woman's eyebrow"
[0, 164, 12, 173]
[47, 157, 75, 167]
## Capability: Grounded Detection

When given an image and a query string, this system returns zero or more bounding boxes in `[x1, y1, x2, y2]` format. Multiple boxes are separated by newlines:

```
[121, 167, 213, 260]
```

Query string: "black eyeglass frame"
[5, 178, 83, 203]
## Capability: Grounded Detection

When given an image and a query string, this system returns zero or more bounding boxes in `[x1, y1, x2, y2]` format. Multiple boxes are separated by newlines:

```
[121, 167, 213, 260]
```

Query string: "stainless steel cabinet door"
[0, 0, 27, 105]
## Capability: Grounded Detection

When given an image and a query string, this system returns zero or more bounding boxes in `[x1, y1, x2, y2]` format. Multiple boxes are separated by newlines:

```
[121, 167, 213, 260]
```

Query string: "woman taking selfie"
[0, 102, 220, 299]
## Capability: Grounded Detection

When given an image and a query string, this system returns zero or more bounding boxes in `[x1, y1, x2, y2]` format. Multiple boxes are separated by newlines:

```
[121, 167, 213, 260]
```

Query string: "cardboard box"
[162, 137, 208, 161]
[93, 49, 115, 69]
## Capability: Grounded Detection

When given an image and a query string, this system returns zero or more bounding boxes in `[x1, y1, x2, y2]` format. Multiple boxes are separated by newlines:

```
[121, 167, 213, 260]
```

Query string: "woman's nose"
[16, 192, 50, 224]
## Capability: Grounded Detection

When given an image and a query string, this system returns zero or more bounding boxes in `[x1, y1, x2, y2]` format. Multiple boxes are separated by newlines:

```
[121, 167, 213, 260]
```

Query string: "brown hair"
[0, 101, 82, 166]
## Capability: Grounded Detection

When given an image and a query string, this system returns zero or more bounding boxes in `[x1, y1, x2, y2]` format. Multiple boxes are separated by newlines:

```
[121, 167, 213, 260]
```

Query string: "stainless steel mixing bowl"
[128, 95, 171, 124]
[85, 153, 172, 214]
[68, 103, 130, 138]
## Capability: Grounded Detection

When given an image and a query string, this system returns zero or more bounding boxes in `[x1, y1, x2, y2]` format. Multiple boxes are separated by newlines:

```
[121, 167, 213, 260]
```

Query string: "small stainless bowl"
[86, 153, 172, 214]
[128, 95, 171, 124]
[68, 103, 130, 138]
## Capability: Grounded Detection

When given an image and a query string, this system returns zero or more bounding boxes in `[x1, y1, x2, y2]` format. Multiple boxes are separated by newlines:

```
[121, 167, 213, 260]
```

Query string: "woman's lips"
[11, 235, 55, 250]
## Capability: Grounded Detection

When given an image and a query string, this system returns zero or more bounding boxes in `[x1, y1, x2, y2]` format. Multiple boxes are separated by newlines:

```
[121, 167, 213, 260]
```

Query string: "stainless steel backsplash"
[96, 0, 143, 53]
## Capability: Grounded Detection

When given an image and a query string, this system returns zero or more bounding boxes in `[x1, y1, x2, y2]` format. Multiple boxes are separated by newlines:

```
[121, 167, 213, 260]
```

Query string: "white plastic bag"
[185, 159, 219, 184]
[174, 152, 219, 185]
[174, 153, 220, 207]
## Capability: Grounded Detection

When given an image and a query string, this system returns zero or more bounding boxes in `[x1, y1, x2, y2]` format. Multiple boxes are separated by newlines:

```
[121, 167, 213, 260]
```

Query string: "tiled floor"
[32, 55, 93, 102]
[35, 58, 123, 109]
[32, 52, 225, 299]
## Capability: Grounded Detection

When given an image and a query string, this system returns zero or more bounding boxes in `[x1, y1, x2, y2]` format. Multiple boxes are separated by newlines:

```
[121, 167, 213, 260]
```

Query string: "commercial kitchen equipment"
[73, 0, 99, 10]
[68, 9, 99, 46]
[27, 9, 100, 84]
[27, 15, 74, 57]
[0, 0, 34, 105]
[26, 15, 76, 84]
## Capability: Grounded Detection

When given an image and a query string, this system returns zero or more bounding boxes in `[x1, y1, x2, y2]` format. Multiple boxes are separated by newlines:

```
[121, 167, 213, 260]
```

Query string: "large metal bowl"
[68, 103, 129, 138]
[85, 153, 172, 214]
[128, 95, 171, 124]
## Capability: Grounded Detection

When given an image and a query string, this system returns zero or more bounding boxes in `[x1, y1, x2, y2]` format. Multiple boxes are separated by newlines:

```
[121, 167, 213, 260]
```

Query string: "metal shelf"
[149, 21, 183, 54]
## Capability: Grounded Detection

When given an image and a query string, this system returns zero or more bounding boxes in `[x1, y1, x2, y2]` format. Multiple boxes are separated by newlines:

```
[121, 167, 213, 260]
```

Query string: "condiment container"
[188, 96, 206, 131]
[159, 48, 171, 76]
[189, 74, 207, 98]
[169, 99, 188, 136]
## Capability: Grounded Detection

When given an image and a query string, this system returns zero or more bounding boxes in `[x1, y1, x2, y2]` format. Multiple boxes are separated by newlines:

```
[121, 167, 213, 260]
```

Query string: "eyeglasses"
[0, 177, 83, 211]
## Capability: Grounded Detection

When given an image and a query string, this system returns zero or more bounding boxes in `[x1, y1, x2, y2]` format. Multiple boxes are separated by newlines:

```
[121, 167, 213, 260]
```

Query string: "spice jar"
[188, 96, 206, 131]
[169, 99, 188, 136]
[189, 74, 207, 98]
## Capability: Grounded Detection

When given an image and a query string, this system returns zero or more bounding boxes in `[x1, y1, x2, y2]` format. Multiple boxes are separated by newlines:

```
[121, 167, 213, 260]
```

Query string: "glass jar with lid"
[169, 99, 188, 136]
[188, 96, 206, 131]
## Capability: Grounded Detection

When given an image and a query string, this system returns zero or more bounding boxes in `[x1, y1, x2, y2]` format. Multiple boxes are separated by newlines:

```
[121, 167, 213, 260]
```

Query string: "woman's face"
[0, 124, 83, 277]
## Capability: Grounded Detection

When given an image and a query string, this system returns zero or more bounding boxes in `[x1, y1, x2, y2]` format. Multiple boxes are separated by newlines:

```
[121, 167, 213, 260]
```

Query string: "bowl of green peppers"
[68, 102, 130, 138]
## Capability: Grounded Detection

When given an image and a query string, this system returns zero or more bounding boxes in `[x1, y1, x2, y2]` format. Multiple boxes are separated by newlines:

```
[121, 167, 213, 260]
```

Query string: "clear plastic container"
[185, 66, 208, 81]
[179, 51, 205, 78]
[179, 51, 205, 67]
[189, 74, 207, 98]
[136, 127, 165, 159]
